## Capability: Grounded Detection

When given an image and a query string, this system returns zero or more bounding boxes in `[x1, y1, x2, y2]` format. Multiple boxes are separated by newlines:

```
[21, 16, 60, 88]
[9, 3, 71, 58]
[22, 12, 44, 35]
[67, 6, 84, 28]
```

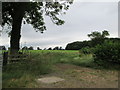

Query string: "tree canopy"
[87, 30, 110, 46]
[1, 1, 73, 54]
[2, 1, 73, 33]
[87, 30, 109, 39]
[65, 30, 111, 50]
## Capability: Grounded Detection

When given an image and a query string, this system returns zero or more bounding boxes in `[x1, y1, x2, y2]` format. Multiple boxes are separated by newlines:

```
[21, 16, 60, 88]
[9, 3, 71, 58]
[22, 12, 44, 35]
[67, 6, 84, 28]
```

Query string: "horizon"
[0, 36, 119, 50]
[0, 1, 118, 49]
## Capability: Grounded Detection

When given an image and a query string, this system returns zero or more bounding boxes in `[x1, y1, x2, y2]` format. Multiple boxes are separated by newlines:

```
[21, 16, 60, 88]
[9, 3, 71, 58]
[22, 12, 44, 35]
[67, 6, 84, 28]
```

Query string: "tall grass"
[3, 50, 119, 88]
[3, 51, 53, 88]
[3, 50, 81, 87]
[28, 50, 96, 68]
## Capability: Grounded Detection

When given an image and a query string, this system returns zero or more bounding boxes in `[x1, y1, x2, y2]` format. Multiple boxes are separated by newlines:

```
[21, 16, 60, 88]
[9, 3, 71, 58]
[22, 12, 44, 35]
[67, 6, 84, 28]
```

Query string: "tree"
[93, 40, 120, 65]
[2, 1, 73, 54]
[65, 41, 91, 50]
[88, 30, 109, 39]
[102, 30, 109, 38]
[28, 46, 34, 50]
[59, 46, 63, 50]
[48, 47, 52, 50]
[88, 30, 109, 46]
[37, 47, 41, 50]
[53, 46, 59, 50]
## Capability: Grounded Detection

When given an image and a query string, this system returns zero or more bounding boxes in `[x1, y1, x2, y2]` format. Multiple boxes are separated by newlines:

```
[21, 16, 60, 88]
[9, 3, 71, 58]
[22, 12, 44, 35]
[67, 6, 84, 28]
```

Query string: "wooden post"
[3, 52, 8, 66]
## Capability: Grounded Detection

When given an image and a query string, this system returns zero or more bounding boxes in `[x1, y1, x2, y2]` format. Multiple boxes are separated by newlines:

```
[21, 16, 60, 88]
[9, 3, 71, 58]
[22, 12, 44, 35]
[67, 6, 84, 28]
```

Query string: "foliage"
[93, 41, 120, 65]
[107, 38, 120, 43]
[37, 47, 41, 50]
[2, 1, 73, 54]
[88, 30, 109, 39]
[80, 47, 94, 54]
[66, 30, 110, 50]
[53, 46, 59, 50]
[53, 46, 63, 50]
[65, 41, 91, 50]
[28, 46, 34, 50]
[88, 30, 110, 46]
[48, 47, 52, 50]
[65, 37, 120, 50]
[2, 1, 73, 33]
[3, 50, 120, 87]
[65, 31, 120, 50]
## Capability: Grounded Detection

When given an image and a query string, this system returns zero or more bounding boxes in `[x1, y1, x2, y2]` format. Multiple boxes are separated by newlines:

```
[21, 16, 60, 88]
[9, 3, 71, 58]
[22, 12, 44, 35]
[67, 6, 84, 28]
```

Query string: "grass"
[2, 50, 120, 88]
[3, 51, 52, 88]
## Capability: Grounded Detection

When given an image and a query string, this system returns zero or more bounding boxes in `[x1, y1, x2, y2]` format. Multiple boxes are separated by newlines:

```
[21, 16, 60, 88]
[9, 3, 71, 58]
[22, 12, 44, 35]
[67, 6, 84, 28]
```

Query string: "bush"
[80, 47, 94, 54]
[93, 41, 120, 65]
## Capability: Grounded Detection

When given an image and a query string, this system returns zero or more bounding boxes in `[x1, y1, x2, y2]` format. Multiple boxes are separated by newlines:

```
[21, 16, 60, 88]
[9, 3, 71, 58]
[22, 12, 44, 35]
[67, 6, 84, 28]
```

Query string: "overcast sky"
[0, 1, 118, 49]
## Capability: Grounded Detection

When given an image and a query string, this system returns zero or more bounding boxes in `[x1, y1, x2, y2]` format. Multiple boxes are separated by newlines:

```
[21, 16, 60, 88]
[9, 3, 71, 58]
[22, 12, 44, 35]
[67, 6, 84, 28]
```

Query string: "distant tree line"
[65, 38, 120, 50]
[65, 30, 120, 65]
[65, 41, 91, 50]
[21, 46, 64, 50]
[22, 46, 34, 50]
[45, 46, 64, 50]
[65, 30, 120, 50]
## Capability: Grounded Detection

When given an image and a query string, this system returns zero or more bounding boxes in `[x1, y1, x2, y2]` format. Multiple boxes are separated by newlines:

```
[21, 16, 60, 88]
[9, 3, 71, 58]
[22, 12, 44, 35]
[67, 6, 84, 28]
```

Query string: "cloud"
[1, 2, 118, 49]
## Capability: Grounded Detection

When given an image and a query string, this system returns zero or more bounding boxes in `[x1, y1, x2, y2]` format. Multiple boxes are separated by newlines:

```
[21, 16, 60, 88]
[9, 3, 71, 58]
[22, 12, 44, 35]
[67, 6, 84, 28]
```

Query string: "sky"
[0, 0, 118, 49]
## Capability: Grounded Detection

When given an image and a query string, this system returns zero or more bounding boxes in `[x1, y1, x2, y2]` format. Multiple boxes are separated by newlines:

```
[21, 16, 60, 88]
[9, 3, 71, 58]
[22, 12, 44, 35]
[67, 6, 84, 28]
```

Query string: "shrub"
[80, 47, 94, 54]
[93, 41, 120, 65]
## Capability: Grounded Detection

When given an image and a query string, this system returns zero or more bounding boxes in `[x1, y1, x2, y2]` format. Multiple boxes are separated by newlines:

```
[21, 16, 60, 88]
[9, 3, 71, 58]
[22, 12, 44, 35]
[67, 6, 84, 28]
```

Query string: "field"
[2, 50, 119, 88]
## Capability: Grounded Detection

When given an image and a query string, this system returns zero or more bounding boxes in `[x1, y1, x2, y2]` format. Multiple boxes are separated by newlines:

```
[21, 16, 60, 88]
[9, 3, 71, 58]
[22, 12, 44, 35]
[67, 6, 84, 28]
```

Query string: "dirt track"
[36, 64, 118, 88]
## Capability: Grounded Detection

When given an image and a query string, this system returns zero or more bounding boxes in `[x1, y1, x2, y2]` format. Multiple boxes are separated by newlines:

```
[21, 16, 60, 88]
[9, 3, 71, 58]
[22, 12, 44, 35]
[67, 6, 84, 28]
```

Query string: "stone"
[37, 76, 65, 84]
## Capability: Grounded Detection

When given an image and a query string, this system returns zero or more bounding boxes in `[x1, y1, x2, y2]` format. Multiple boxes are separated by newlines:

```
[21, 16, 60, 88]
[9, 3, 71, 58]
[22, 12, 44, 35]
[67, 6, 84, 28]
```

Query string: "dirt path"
[36, 63, 118, 88]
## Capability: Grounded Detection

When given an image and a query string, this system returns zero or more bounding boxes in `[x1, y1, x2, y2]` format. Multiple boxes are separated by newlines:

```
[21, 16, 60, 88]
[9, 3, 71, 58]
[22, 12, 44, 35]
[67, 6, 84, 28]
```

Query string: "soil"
[36, 63, 118, 88]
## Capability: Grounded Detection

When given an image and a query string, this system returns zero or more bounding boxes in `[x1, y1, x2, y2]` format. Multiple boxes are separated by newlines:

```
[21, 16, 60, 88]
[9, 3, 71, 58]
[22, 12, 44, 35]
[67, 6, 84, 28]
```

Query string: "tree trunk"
[10, 3, 26, 55]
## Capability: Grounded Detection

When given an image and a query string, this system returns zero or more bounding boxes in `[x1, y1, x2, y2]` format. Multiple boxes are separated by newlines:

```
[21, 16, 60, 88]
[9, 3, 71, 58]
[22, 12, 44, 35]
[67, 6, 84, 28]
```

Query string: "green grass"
[3, 51, 53, 88]
[2, 50, 120, 88]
